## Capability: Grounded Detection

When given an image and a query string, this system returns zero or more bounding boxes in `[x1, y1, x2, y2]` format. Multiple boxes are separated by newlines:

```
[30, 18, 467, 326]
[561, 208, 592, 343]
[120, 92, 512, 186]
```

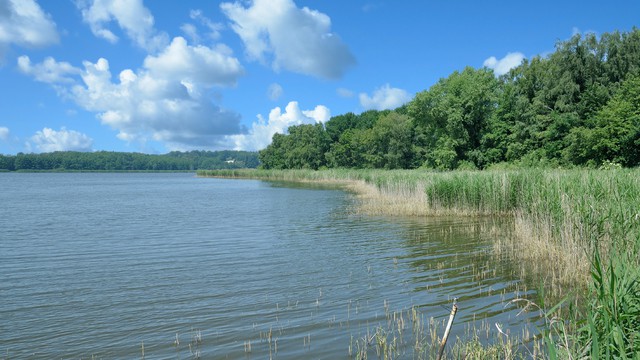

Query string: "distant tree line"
[0, 150, 259, 171]
[259, 29, 640, 170]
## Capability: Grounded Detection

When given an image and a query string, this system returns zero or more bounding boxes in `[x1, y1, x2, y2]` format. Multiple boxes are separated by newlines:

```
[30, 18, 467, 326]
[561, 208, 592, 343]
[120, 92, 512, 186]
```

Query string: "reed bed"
[199, 168, 640, 358]
[199, 168, 639, 292]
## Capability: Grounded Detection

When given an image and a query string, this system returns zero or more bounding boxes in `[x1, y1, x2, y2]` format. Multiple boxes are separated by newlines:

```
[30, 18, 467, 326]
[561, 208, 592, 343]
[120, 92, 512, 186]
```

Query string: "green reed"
[199, 168, 640, 358]
[200, 168, 639, 286]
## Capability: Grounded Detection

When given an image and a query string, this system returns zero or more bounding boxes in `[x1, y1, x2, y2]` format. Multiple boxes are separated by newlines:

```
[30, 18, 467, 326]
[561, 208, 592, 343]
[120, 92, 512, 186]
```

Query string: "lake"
[0, 173, 538, 359]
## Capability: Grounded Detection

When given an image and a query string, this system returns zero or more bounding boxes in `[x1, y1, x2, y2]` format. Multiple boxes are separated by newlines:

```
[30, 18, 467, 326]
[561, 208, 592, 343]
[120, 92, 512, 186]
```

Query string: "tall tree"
[259, 133, 290, 169]
[285, 123, 331, 169]
[565, 74, 640, 166]
[369, 112, 414, 169]
[409, 66, 498, 169]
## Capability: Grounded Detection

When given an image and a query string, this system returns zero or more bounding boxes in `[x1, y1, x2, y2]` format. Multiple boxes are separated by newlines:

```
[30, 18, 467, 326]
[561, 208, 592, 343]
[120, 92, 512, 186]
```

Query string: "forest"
[259, 29, 640, 170]
[0, 150, 259, 171]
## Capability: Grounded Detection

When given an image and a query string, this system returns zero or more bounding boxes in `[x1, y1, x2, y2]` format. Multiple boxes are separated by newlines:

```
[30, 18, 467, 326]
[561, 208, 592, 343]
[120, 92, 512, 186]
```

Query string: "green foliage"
[325, 128, 368, 168]
[580, 249, 640, 358]
[368, 112, 414, 169]
[409, 66, 499, 169]
[259, 123, 330, 169]
[0, 154, 14, 170]
[257, 28, 640, 171]
[0, 150, 259, 171]
[593, 74, 639, 166]
[286, 123, 331, 169]
[324, 112, 359, 142]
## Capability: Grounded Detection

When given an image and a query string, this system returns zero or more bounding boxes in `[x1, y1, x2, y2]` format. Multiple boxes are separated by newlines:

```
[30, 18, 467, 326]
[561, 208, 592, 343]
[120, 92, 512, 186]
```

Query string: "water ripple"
[0, 173, 538, 359]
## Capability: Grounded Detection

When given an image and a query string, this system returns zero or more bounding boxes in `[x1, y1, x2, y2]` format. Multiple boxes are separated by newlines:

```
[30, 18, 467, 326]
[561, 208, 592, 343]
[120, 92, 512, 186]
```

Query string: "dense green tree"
[257, 28, 640, 170]
[259, 133, 290, 169]
[369, 112, 414, 169]
[284, 123, 331, 169]
[409, 66, 498, 169]
[0, 154, 14, 170]
[495, 29, 640, 165]
[565, 74, 640, 166]
[325, 112, 359, 142]
[1, 150, 259, 171]
[326, 128, 370, 168]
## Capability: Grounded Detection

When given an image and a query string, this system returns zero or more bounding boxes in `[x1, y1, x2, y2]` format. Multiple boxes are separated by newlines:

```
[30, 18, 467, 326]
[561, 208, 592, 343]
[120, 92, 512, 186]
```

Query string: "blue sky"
[1, 0, 638, 154]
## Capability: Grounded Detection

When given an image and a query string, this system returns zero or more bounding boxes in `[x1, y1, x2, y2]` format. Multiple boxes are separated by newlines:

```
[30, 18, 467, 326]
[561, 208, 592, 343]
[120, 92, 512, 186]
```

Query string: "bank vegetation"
[0, 150, 259, 171]
[258, 30, 640, 172]
[199, 167, 640, 359]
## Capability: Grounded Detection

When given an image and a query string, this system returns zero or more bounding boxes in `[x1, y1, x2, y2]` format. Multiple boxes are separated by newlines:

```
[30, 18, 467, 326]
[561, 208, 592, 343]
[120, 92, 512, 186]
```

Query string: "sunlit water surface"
[0, 173, 538, 359]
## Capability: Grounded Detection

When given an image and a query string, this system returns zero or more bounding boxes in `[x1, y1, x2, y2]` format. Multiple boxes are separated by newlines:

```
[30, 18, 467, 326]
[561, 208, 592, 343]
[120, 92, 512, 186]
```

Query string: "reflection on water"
[398, 217, 528, 318]
[0, 173, 538, 359]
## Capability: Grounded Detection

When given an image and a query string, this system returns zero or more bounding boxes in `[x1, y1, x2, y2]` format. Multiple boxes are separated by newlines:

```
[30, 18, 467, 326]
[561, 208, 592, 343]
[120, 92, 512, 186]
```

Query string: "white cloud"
[181, 10, 224, 45]
[143, 37, 244, 88]
[228, 101, 330, 151]
[19, 36, 246, 150]
[27, 127, 94, 152]
[337, 87, 354, 98]
[0, 0, 58, 60]
[221, 0, 355, 79]
[267, 83, 283, 101]
[359, 84, 411, 110]
[180, 23, 200, 44]
[483, 52, 525, 76]
[18, 55, 81, 83]
[76, 0, 168, 52]
[0, 126, 9, 140]
[190, 9, 223, 41]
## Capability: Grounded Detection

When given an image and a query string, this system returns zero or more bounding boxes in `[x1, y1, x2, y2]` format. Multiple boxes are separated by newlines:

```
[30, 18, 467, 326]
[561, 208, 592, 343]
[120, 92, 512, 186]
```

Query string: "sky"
[1, 0, 639, 154]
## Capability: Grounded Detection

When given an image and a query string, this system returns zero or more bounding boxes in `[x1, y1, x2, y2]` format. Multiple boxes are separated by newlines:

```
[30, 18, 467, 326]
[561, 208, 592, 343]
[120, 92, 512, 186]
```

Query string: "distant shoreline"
[2, 169, 196, 173]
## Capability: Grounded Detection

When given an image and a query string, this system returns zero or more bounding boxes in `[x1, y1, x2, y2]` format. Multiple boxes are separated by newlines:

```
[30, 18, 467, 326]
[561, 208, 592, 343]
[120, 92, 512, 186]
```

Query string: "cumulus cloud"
[143, 37, 244, 88]
[0, 126, 9, 140]
[18, 55, 81, 83]
[19, 36, 246, 150]
[27, 127, 93, 152]
[267, 83, 283, 101]
[228, 101, 330, 151]
[0, 0, 58, 60]
[76, 0, 168, 52]
[221, 0, 355, 79]
[483, 52, 525, 76]
[359, 84, 411, 110]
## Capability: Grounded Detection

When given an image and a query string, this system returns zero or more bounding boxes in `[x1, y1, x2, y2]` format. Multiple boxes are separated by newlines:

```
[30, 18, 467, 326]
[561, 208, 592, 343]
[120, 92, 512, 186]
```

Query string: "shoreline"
[198, 168, 639, 296]
[199, 168, 640, 358]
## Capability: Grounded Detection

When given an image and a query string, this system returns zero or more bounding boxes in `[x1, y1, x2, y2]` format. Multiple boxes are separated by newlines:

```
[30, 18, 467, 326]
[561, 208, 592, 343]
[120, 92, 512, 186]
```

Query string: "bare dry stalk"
[493, 212, 590, 297]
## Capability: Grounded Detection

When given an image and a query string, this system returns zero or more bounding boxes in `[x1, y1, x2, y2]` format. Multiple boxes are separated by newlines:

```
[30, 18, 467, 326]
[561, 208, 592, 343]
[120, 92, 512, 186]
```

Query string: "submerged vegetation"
[199, 167, 640, 359]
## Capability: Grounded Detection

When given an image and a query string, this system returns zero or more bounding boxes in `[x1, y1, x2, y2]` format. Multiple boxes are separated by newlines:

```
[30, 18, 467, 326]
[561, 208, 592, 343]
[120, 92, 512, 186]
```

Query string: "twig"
[437, 300, 458, 360]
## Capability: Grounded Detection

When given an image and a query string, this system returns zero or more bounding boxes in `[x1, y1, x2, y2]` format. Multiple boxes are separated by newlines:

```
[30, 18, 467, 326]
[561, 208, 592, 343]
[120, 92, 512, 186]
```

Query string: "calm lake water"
[0, 173, 538, 359]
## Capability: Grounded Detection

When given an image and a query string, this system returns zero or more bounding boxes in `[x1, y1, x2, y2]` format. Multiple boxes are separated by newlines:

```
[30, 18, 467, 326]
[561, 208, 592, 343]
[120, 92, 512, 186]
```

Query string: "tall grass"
[578, 249, 640, 358]
[199, 168, 640, 358]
